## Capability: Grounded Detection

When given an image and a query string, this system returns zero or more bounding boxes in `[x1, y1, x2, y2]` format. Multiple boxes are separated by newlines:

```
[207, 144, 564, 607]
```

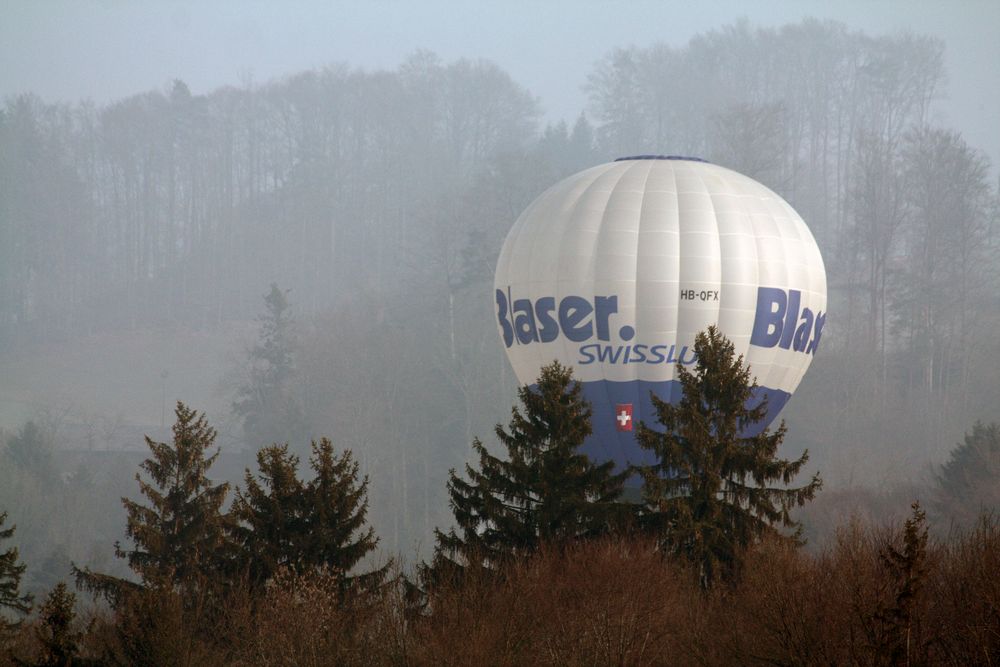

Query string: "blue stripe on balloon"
[567, 379, 792, 472]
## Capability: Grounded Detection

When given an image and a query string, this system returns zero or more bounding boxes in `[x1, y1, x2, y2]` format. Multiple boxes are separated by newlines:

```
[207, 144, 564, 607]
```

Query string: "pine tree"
[232, 439, 385, 590]
[232, 444, 308, 584]
[233, 283, 303, 450]
[935, 421, 1000, 527]
[636, 326, 821, 587]
[34, 582, 84, 667]
[74, 402, 231, 601]
[430, 361, 628, 579]
[304, 438, 385, 589]
[0, 511, 32, 644]
[873, 502, 930, 666]
[6, 420, 58, 484]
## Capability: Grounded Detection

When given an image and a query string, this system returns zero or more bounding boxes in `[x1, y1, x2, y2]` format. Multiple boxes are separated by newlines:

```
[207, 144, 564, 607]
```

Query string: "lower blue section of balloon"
[574, 380, 791, 473]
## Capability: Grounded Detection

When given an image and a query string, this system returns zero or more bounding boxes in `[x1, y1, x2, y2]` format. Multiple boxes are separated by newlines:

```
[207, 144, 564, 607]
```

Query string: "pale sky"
[2, 0, 998, 167]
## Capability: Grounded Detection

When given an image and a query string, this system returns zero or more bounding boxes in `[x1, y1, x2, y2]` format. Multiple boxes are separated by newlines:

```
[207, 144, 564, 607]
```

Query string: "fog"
[4, 1, 999, 168]
[1, 1, 999, 592]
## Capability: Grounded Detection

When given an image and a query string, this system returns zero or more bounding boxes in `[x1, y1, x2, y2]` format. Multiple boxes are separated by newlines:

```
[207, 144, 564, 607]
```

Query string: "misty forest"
[2, 16, 1000, 666]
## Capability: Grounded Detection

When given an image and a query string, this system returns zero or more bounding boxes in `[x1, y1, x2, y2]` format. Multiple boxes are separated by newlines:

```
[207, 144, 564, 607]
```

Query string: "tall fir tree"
[874, 502, 931, 665]
[0, 511, 31, 644]
[233, 283, 303, 450]
[74, 402, 231, 601]
[430, 361, 628, 580]
[934, 422, 1000, 527]
[232, 438, 385, 590]
[304, 438, 385, 589]
[33, 582, 84, 667]
[5, 420, 58, 484]
[232, 444, 307, 584]
[636, 326, 821, 587]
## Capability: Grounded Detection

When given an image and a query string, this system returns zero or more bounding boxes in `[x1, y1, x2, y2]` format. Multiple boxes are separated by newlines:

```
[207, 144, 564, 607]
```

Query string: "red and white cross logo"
[615, 403, 633, 432]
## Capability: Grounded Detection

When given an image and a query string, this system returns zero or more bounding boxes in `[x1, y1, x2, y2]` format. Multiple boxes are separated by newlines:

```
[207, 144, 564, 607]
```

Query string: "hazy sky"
[2, 0, 999, 166]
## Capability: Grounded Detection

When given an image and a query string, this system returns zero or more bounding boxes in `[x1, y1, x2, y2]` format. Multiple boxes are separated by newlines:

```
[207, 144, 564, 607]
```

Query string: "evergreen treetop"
[430, 361, 628, 579]
[874, 502, 930, 665]
[305, 438, 383, 585]
[5, 421, 58, 484]
[935, 421, 1000, 526]
[232, 438, 385, 591]
[34, 582, 85, 667]
[232, 444, 307, 584]
[74, 402, 231, 602]
[123, 402, 230, 585]
[233, 283, 302, 450]
[636, 326, 821, 587]
[0, 511, 31, 643]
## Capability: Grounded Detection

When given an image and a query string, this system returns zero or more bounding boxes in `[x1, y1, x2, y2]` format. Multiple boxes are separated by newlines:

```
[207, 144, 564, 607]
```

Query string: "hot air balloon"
[493, 156, 826, 470]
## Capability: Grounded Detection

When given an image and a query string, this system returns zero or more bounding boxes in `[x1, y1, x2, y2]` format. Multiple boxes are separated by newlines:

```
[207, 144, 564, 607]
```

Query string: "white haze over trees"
[0, 2, 998, 592]
[3, 1, 998, 169]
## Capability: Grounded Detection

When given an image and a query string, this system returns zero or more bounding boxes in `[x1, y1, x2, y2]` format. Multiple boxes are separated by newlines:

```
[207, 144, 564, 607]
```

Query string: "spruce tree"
[232, 438, 385, 590]
[304, 438, 385, 589]
[5, 421, 58, 484]
[934, 421, 1000, 527]
[34, 582, 84, 667]
[874, 502, 930, 665]
[232, 444, 307, 585]
[430, 361, 627, 578]
[233, 283, 303, 450]
[74, 402, 231, 601]
[636, 326, 821, 587]
[0, 511, 31, 643]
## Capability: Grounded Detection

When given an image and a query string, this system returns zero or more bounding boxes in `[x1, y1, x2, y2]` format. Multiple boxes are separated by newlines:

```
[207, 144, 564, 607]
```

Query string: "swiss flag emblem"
[615, 403, 633, 431]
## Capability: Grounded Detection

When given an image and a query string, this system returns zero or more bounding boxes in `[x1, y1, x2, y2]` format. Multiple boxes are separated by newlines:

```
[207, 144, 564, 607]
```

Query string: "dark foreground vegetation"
[1, 515, 999, 666]
[2, 330, 999, 665]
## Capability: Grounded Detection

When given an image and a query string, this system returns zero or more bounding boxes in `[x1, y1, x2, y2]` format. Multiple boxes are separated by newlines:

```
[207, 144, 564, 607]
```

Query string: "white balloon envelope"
[493, 156, 827, 469]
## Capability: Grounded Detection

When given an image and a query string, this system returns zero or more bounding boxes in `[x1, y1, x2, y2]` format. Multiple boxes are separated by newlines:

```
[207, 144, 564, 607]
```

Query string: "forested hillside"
[2, 19, 998, 572]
